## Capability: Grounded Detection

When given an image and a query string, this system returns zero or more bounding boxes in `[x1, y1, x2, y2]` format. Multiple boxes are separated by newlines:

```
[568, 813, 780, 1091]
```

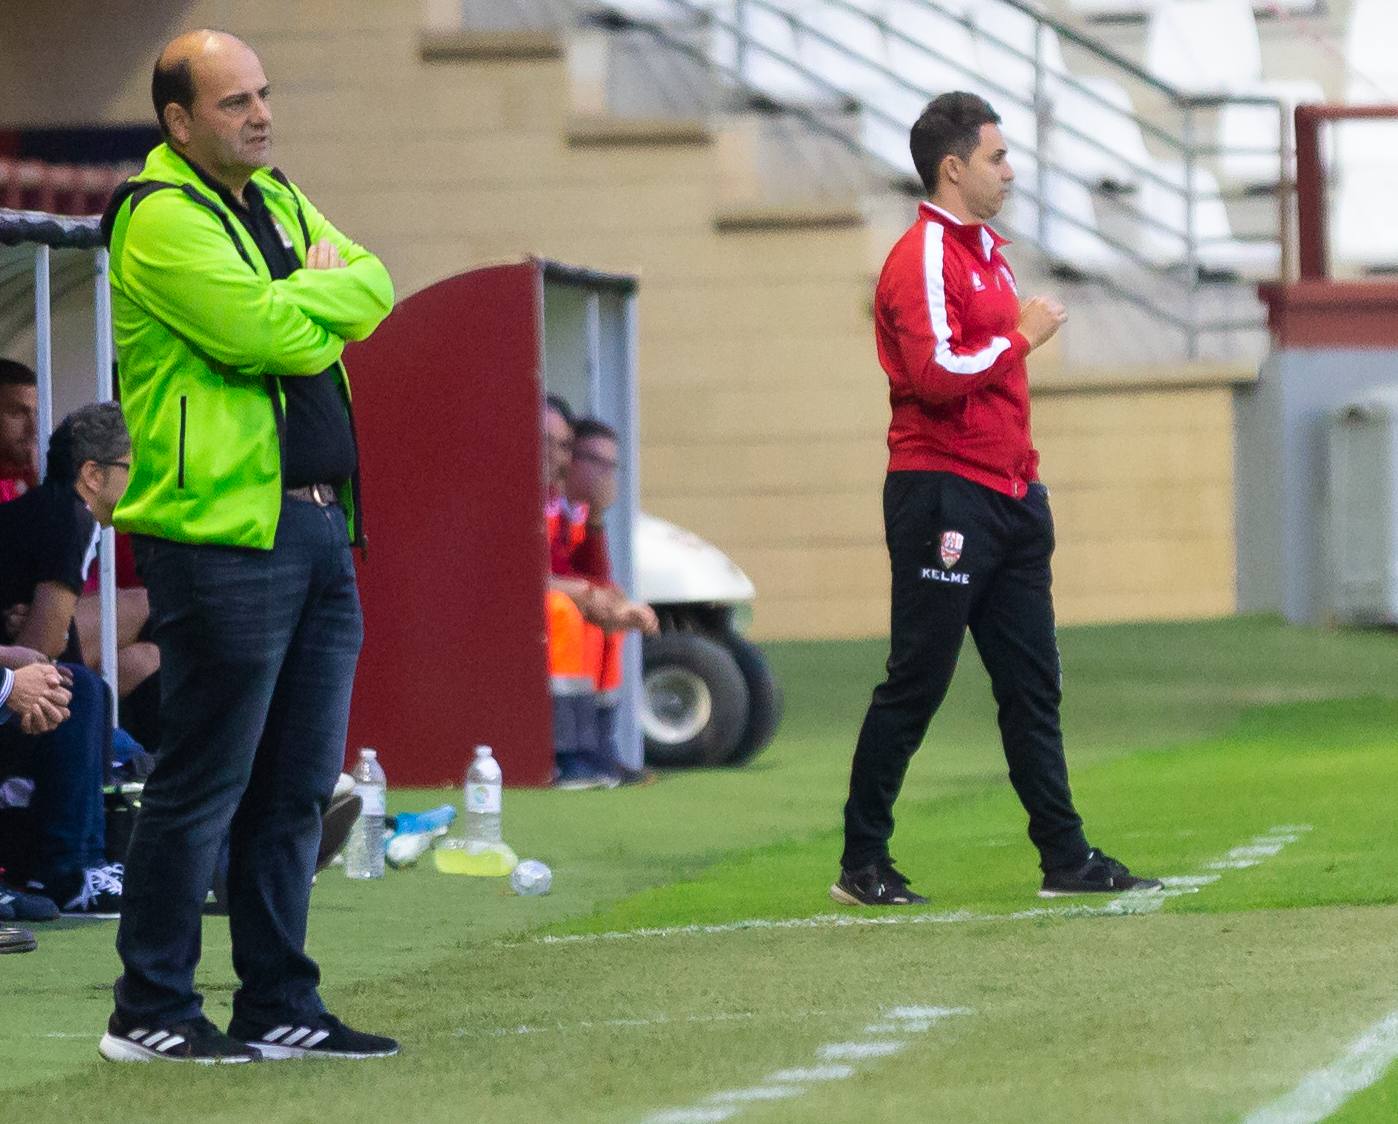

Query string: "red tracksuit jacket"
[875, 200, 1039, 498]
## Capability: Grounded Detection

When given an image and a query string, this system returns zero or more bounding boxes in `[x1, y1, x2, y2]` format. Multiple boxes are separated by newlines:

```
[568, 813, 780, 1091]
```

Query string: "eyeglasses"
[573, 450, 618, 472]
[96, 460, 131, 471]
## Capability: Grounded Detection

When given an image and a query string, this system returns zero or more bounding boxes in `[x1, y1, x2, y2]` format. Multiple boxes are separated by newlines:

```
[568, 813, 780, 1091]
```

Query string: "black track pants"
[841, 471, 1090, 874]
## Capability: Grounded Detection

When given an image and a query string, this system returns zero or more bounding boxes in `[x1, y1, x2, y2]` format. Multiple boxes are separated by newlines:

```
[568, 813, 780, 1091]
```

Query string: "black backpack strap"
[100, 178, 257, 271]
[100, 179, 172, 247]
[267, 167, 312, 248]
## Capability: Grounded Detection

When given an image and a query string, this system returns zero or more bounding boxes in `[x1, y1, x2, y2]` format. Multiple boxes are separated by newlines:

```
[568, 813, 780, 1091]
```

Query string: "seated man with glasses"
[0, 403, 131, 916]
[553, 413, 658, 787]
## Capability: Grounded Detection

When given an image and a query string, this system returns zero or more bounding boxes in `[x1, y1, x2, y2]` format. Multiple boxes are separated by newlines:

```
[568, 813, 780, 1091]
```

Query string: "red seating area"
[0, 158, 136, 217]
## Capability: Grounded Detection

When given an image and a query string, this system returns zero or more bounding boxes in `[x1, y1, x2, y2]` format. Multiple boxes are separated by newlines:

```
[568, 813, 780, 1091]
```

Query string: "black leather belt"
[285, 483, 339, 507]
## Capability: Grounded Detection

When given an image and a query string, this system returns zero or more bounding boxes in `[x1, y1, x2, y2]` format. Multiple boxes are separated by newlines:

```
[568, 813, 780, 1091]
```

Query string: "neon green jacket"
[102, 144, 394, 548]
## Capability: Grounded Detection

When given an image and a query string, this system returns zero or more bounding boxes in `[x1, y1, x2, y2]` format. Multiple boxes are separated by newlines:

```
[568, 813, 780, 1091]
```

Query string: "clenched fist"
[1018, 296, 1068, 350]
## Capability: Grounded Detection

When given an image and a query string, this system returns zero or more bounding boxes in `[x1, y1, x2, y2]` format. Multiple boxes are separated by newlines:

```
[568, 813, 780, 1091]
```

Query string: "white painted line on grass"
[889, 1005, 964, 1020]
[525, 899, 1164, 948]
[1160, 875, 1221, 889]
[708, 1086, 805, 1103]
[530, 827, 1312, 950]
[641, 1005, 969, 1124]
[453, 1008, 837, 1040]
[817, 1041, 907, 1060]
[766, 1066, 854, 1082]
[1243, 1010, 1398, 1124]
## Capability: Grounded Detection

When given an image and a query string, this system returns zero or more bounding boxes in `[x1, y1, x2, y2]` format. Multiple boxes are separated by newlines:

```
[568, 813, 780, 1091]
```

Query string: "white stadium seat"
[1064, 0, 1153, 14]
[802, 5, 894, 104]
[730, 4, 826, 103]
[1328, 1, 1398, 270]
[1038, 169, 1125, 277]
[996, 96, 1040, 173]
[1345, 0, 1398, 103]
[1049, 75, 1153, 190]
[1145, 0, 1262, 95]
[1067, 0, 1321, 17]
[1138, 160, 1278, 275]
[971, 1, 1071, 104]
[884, 0, 984, 102]
[860, 87, 926, 178]
[1217, 78, 1325, 190]
[1333, 158, 1398, 274]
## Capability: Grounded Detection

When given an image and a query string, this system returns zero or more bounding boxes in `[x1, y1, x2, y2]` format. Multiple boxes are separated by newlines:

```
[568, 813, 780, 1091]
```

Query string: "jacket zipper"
[264, 375, 288, 474]
[177, 396, 187, 488]
[337, 372, 368, 553]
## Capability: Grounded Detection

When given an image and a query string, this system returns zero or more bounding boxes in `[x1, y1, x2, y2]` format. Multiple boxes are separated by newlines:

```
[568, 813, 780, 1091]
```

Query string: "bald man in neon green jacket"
[97, 29, 400, 1065]
[102, 130, 392, 548]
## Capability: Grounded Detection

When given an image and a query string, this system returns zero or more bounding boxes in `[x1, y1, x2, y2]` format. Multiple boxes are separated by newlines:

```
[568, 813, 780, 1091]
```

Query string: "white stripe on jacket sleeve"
[923, 222, 1012, 375]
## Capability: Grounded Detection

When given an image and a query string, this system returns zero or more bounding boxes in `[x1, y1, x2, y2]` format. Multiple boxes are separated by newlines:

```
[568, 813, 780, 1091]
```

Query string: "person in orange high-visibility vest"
[542, 399, 655, 789]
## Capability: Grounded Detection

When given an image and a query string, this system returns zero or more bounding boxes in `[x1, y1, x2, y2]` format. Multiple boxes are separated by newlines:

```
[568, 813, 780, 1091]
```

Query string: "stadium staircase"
[399, 0, 1323, 633]
[421, 0, 1350, 375]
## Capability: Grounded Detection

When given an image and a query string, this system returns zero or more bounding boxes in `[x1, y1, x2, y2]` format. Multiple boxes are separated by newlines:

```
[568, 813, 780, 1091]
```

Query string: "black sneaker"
[317, 792, 363, 872]
[0, 926, 37, 954]
[30, 863, 123, 918]
[227, 1012, 399, 1060]
[1039, 848, 1164, 897]
[0, 885, 59, 922]
[830, 859, 929, 906]
[99, 1014, 261, 1064]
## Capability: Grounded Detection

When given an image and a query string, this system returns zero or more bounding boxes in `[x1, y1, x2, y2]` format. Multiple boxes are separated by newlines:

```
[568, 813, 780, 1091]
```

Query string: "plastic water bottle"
[434, 746, 517, 876]
[465, 745, 502, 846]
[345, 748, 386, 879]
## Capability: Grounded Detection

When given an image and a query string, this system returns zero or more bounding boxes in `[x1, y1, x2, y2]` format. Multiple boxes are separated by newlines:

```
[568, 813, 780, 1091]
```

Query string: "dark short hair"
[573, 417, 617, 444]
[545, 394, 575, 429]
[910, 91, 1001, 195]
[152, 54, 196, 139]
[0, 358, 37, 388]
[45, 402, 130, 487]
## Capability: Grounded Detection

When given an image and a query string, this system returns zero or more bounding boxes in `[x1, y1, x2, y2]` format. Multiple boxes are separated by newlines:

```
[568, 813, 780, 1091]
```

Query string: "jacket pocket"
[177, 395, 187, 489]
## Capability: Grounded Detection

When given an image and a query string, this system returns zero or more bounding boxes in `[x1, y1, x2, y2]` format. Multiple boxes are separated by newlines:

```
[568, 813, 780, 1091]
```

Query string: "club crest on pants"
[939, 530, 964, 570]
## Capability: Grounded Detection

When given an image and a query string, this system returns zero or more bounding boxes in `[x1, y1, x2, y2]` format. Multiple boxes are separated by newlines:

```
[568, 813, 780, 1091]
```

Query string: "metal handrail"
[561, 0, 1288, 356]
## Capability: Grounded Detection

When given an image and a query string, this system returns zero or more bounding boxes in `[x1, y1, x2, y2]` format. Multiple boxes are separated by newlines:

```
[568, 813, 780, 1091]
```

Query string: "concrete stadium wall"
[0, 0, 1241, 638]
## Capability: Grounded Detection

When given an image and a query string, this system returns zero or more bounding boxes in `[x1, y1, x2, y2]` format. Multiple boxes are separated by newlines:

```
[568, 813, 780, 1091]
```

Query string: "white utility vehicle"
[634, 514, 783, 767]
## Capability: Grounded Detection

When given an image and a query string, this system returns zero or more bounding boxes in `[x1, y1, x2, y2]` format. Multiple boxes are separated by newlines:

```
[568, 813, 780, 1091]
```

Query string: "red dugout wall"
[345, 263, 552, 787]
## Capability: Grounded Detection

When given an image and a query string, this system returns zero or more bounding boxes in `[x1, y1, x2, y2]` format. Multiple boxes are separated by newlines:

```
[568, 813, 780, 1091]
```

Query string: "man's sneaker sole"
[1037, 883, 1165, 899]
[98, 1031, 258, 1064]
[0, 927, 37, 954]
[554, 777, 618, 792]
[829, 882, 927, 907]
[235, 1025, 399, 1060]
[252, 1039, 399, 1060]
[829, 882, 863, 906]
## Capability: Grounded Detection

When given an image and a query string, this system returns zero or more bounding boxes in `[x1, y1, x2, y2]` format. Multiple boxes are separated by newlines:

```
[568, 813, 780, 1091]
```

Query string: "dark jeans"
[0, 663, 110, 881]
[842, 471, 1090, 874]
[114, 497, 362, 1029]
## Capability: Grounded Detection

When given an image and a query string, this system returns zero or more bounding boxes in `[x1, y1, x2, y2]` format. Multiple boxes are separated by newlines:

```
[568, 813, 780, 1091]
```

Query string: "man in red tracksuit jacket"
[833, 91, 1161, 906]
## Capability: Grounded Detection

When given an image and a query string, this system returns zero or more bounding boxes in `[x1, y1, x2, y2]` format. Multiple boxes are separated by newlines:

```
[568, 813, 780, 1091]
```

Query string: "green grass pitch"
[4, 616, 1398, 1122]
